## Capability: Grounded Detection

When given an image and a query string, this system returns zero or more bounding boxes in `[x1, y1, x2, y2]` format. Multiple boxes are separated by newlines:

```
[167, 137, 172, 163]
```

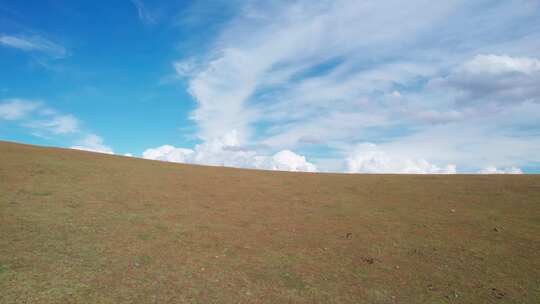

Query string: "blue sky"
[1, 0, 539, 173]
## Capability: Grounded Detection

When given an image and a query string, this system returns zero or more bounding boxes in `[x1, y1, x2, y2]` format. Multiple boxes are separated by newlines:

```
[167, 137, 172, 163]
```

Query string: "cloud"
[271, 150, 317, 172]
[169, 1, 540, 173]
[346, 143, 456, 174]
[143, 145, 194, 163]
[430, 54, 540, 107]
[478, 166, 523, 174]
[187, 49, 263, 142]
[71, 134, 114, 154]
[0, 98, 112, 153]
[0, 99, 41, 120]
[0, 34, 66, 58]
[460, 54, 540, 75]
[173, 59, 199, 78]
[182, 0, 460, 142]
[143, 130, 317, 172]
[363, 110, 540, 173]
[0, 98, 79, 134]
[30, 114, 80, 134]
[131, 0, 157, 25]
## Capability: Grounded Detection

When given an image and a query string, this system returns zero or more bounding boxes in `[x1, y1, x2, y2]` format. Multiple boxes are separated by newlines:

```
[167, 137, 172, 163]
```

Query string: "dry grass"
[1, 140, 539, 303]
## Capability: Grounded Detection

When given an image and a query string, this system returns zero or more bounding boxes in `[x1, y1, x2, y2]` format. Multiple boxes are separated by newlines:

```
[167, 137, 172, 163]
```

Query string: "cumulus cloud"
[143, 130, 317, 172]
[346, 143, 456, 174]
[71, 134, 114, 154]
[143, 145, 194, 163]
[0, 34, 66, 58]
[271, 150, 317, 172]
[478, 166, 523, 174]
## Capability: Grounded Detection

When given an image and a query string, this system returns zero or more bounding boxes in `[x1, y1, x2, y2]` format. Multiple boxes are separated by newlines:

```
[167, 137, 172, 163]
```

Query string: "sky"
[1, 0, 539, 174]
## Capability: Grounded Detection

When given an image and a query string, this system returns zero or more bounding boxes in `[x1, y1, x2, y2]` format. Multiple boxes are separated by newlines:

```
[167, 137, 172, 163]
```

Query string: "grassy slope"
[0, 140, 539, 303]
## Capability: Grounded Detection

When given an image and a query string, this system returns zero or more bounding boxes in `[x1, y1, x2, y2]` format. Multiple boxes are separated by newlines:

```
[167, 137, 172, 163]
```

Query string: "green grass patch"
[137, 232, 154, 241]
[280, 272, 306, 290]
[134, 255, 152, 266]
[0, 264, 8, 275]
[32, 191, 52, 196]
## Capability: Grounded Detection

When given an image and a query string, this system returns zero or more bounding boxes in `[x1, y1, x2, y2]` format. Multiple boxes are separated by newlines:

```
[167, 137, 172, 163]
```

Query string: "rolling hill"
[1, 140, 539, 303]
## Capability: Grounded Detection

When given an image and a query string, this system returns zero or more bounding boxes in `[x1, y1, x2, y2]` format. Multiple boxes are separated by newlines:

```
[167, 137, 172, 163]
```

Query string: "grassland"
[1, 140, 539, 303]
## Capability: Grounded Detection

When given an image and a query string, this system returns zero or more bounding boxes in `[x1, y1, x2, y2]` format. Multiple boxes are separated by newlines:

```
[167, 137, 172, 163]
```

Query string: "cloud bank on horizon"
[1, 0, 539, 173]
[144, 0, 539, 173]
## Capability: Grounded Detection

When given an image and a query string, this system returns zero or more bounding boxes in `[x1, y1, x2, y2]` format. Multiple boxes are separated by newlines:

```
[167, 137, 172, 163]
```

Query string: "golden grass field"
[1, 140, 539, 303]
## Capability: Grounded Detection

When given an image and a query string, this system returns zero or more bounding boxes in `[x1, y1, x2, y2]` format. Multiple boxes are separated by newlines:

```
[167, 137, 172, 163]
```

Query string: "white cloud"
[0, 34, 66, 58]
[31, 114, 80, 134]
[391, 91, 402, 98]
[71, 134, 114, 154]
[143, 130, 317, 172]
[0, 99, 80, 134]
[478, 166, 523, 174]
[430, 54, 540, 107]
[365, 108, 540, 172]
[169, 1, 540, 173]
[143, 145, 194, 163]
[182, 0, 459, 142]
[0, 98, 113, 154]
[460, 54, 540, 75]
[346, 143, 456, 174]
[0, 99, 40, 120]
[271, 150, 317, 172]
[187, 49, 264, 142]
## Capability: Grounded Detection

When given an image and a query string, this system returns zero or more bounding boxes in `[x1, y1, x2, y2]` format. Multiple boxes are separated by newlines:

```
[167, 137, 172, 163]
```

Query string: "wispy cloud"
[131, 0, 157, 25]
[168, 0, 539, 173]
[0, 99, 79, 134]
[0, 98, 113, 154]
[0, 99, 41, 120]
[29, 114, 80, 135]
[0, 34, 67, 58]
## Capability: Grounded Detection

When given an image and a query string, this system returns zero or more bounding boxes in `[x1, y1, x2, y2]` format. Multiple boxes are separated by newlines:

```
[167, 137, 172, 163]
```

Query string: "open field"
[1, 140, 539, 303]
